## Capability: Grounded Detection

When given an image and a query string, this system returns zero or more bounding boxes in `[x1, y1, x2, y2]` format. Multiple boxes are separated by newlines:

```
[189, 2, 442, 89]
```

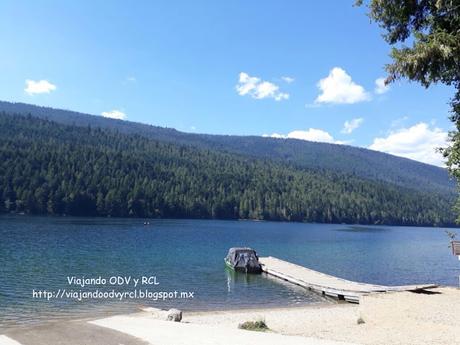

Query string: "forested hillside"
[0, 101, 454, 196]
[0, 112, 456, 226]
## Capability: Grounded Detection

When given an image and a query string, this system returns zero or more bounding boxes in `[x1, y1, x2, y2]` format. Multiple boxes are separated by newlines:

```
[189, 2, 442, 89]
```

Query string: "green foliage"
[359, 0, 460, 87]
[357, 0, 460, 219]
[238, 320, 269, 332]
[0, 101, 455, 196]
[0, 112, 456, 226]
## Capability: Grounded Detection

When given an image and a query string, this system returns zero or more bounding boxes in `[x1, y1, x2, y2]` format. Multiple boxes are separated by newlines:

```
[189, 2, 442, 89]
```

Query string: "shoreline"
[2, 288, 460, 344]
[2, 213, 459, 229]
[0, 299, 335, 332]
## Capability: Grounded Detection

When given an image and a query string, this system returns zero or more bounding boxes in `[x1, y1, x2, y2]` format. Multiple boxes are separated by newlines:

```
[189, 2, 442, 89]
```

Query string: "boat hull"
[224, 258, 262, 274]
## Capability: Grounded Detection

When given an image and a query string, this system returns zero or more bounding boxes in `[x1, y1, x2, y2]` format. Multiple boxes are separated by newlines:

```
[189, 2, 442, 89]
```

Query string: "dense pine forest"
[0, 101, 454, 195]
[0, 112, 456, 226]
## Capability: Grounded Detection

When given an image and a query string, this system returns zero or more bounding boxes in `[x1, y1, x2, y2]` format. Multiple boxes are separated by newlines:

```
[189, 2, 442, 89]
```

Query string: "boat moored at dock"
[224, 247, 262, 274]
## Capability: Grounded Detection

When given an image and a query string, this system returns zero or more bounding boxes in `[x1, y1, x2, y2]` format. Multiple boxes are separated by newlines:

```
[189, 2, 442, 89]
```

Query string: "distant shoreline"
[2, 212, 459, 229]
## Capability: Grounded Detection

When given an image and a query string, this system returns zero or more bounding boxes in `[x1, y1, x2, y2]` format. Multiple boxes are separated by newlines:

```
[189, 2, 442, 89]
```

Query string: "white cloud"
[236, 72, 289, 101]
[24, 79, 56, 95]
[101, 110, 126, 120]
[265, 133, 285, 139]
[281, 76, 295, 83]
[342, 118, 364, 134]
[263, 128, 345, 144]
[315, 67, 370, 104]
[369, 122, 448, 166]
[375, 77, 390, 94]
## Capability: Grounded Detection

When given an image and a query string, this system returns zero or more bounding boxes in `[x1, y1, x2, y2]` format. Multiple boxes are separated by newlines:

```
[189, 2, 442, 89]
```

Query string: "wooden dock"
[259, 256, 437, 303]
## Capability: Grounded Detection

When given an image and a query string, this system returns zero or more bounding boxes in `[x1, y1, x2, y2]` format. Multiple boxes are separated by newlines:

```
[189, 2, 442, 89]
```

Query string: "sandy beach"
[183, 287, 460, 345]
[1, 287, 459, 345]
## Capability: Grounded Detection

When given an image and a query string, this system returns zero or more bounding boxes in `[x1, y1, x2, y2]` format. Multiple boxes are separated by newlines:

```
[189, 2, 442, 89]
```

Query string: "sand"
[0, 336, 23, 345]
[183, 287, 460, 345]
[91, 315, 357, 345]
[2, 287, 459, 345]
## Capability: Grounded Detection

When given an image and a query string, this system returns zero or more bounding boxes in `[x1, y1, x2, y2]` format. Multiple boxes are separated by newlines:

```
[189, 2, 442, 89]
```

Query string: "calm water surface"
[1, 216, 459, 328]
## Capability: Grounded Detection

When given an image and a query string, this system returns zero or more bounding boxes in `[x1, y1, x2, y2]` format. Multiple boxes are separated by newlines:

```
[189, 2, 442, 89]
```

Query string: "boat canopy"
[226, 247, 261, 272]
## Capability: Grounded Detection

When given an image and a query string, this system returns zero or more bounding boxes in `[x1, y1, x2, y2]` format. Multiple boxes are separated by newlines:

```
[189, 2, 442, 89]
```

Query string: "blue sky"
[0, 1, 454, 166]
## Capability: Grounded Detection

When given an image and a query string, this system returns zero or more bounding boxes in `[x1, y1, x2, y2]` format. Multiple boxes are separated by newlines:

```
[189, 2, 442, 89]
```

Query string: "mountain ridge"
[0, 100, 454, 196]
[0, 111, 456, 226]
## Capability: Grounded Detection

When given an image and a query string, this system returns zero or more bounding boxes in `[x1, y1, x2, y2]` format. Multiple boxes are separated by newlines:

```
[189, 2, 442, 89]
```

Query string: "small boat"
[224, 247, 262, 274]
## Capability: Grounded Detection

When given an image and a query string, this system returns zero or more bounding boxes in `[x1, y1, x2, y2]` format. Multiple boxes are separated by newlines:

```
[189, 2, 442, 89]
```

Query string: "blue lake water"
[1, 215, 459, 328]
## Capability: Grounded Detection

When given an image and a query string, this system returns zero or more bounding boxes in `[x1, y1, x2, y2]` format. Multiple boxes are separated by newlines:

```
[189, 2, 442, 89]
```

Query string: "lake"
[1, 216, 459, 329]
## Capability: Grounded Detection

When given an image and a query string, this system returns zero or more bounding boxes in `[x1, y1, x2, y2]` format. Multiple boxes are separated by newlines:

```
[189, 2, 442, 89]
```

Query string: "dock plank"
[259, 256, 437, 303]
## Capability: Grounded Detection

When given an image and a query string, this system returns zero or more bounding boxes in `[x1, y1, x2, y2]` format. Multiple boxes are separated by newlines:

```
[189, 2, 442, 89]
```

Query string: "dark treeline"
[0, 112, 456, 226]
